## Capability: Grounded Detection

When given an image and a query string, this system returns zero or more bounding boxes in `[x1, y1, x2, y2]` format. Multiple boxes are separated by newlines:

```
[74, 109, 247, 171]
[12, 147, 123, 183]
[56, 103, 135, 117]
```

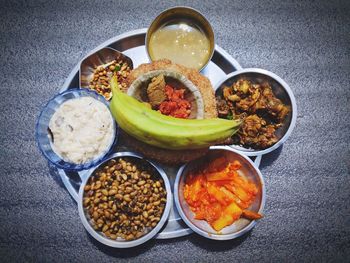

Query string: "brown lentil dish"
[83, 157, 167, 241]
[88, 59, 131, 100]
[216, 78, 290, 149]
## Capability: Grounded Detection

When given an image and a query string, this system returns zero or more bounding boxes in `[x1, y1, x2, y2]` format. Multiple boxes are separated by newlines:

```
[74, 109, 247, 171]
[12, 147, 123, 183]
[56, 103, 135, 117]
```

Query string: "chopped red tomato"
[159, 84, 191, 118]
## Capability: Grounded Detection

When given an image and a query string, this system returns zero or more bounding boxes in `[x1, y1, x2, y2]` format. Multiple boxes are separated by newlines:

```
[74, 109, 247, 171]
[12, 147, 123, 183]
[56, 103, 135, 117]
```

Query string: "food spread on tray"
[48, 97, 114, 164]
[83, 157, 167, 241]
[88, 59, 131, 100]
[35, 6, 296, 246]
[110, 75, 240, 150]
[148, 23, 211, 70]
[216, 79, 290, 149]
[184, 156, 262, 231]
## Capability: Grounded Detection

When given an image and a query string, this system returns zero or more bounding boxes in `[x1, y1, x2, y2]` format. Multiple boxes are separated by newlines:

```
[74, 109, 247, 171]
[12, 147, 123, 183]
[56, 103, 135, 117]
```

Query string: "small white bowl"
[127, 69, 205, 119]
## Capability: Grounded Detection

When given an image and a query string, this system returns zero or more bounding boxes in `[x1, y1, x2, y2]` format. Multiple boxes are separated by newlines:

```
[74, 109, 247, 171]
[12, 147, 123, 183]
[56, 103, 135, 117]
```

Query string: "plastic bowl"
[35, 88, 118, 171]
[78, 152, 172, 248]
[174, 146, 265, 240]
[214, 68, 297, 156]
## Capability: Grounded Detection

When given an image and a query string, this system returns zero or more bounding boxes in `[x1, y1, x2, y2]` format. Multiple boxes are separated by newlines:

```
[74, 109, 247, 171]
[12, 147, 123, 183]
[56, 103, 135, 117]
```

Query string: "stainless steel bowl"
[78, 152, 172, 248]
[214, 68, 297, 157]
[79, 47, 133, 91]
[145, 6, 215, 71]
[174, 146, 265, 240]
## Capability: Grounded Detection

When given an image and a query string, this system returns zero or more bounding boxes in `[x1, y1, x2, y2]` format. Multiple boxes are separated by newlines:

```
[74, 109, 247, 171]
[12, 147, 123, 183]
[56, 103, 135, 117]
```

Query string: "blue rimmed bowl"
[35, 89, 118, 171]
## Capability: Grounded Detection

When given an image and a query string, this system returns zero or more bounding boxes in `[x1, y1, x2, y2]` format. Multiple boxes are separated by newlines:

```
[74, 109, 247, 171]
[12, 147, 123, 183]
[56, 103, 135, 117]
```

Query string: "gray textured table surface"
[1, 0, 349, 262]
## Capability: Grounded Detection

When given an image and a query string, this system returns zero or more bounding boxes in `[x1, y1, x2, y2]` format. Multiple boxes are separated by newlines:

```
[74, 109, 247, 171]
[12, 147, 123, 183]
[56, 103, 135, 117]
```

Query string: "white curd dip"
[49, 97, 114, 164]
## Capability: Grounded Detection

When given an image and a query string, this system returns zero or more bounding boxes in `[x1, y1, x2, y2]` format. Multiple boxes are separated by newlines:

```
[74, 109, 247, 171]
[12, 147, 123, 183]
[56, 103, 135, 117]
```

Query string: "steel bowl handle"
[253, 155, 262, 167]
[58, 170, 79, 202]
[58, 169, 91, 203]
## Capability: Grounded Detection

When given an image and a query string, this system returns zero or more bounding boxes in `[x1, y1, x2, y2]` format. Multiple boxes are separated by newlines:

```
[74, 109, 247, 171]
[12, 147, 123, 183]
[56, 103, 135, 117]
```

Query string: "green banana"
[109, 76, 240, 150]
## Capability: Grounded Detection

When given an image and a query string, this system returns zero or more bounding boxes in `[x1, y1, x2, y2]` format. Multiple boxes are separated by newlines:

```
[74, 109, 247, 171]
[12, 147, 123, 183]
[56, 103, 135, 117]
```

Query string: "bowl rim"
[145, 6, 215, 72]
[35, 88, 118, 171]
[77, 151, 173, 248]
[174, 145, 265, 240]
[214, 68, 298, 157]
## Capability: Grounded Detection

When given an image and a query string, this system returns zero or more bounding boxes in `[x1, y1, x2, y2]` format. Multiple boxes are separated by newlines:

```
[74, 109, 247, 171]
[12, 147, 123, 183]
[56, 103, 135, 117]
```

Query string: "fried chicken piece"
[147, 74, 167, 107]
[216, 96, 230, 117]
[238, 114, 279, 149]
[262, 83, 289, 121]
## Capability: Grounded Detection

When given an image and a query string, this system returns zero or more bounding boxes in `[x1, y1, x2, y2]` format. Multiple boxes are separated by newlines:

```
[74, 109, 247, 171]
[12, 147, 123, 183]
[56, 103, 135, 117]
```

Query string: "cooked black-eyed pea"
[102, 224, 109, 233]
[83, 198, 90, 206]
[93, 211, 99, 220]
[108, 189, 117, 196]
[123, 195, 131, 202]
[136, 232, 144, 238]
[124, 187, 132, 194]
[104, 210, 110, 218]
[95, 182, 101, 189]
[148, 209, 154, 215]
[116, 174, 122, 182]
[125, 234, 134, 240]
[142, 211, 149, 218]
[110, 234, 117, 240]
[151, 217, 160, 222]
[121, 174, 128, 181]
[138, 180, 146, 186]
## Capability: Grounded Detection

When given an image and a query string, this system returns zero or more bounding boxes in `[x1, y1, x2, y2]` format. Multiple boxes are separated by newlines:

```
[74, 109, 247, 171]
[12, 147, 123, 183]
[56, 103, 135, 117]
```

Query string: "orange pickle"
[183, 156, 262, 231]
